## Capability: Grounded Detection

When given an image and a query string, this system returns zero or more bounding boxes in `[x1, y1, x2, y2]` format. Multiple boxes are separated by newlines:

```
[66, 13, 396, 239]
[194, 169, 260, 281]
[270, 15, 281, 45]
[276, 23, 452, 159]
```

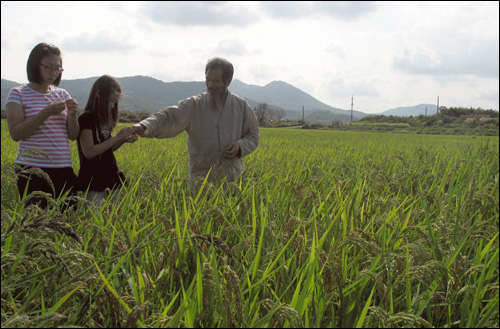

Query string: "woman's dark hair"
[27, 43, 63, 86]
[205, 57, 234, 84]
[84, 75, 121, 131]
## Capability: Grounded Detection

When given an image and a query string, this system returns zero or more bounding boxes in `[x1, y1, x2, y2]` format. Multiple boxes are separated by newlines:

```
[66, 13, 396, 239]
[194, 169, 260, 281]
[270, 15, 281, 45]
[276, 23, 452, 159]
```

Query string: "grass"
[1, 120, 499, 327]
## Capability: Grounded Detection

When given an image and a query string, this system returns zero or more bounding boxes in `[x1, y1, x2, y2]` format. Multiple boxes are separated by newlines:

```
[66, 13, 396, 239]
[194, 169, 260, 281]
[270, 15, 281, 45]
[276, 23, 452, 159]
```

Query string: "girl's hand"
[116, 126, 135, 140]
[65, 99, 79, 115]
[45, 100, 67, 116]
[125, 134, 139, 143]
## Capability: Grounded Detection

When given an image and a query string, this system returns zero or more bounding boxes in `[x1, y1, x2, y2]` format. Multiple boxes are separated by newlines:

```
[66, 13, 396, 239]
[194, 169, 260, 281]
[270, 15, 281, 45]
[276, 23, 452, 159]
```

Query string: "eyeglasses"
[40, 63, 64, 73]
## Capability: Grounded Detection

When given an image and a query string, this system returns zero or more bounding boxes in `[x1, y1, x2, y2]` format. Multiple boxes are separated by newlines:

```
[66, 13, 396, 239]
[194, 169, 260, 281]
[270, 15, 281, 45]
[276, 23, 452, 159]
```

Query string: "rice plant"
[1, 121, 498, 328]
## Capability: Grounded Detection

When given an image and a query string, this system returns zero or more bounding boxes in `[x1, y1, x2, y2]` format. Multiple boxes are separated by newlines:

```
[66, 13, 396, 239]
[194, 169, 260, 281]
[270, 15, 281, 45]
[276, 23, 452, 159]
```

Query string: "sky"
[1, 1, 499, 114]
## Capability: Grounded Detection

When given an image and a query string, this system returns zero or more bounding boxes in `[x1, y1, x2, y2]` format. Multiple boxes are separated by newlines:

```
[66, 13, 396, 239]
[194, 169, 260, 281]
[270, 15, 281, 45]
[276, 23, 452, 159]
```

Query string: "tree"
[268, 108, 277, 121]
[276, 109, 286, 122]
[255, 103, 269, 125]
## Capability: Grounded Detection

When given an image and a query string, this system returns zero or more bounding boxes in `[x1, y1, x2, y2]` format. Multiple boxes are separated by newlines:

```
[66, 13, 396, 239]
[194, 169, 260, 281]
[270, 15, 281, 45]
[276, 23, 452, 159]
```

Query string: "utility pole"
[302, 106, 304, 122]
[425, 106, 427, 116]
[350, 95, 353, 122]
[437, 96, 439, 114]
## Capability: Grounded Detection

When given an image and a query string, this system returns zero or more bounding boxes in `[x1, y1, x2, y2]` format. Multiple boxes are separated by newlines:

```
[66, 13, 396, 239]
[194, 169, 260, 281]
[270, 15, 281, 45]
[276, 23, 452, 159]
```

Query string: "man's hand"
[130, 123, 147, 137]
[224, 141, 240, 158]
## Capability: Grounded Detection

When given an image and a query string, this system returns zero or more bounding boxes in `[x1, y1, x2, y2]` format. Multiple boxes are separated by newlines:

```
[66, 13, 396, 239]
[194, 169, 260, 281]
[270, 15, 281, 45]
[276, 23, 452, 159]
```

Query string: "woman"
[6, 43, 79, 209]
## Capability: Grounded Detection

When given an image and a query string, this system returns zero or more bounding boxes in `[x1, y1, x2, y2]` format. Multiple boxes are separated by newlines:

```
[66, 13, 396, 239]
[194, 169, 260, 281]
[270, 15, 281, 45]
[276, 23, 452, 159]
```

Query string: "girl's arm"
[79, 126, 135, 160]
[66, 99, 79, 141]
[6, 100, 66, 142]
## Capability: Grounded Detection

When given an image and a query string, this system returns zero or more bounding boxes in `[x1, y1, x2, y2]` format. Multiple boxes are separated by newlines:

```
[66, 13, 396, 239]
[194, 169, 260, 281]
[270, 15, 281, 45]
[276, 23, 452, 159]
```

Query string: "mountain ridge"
[2, 76, 434, 123]
[375, 104, 439, 117]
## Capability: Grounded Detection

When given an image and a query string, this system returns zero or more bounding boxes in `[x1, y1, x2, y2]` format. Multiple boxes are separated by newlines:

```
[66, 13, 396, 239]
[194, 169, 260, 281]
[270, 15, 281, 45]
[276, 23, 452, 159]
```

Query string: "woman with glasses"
[5, 42, 80, 210]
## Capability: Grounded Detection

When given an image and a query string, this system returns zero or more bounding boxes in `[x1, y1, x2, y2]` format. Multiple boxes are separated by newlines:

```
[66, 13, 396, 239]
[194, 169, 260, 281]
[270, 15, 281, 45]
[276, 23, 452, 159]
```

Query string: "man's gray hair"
[205, 57, 234, 84]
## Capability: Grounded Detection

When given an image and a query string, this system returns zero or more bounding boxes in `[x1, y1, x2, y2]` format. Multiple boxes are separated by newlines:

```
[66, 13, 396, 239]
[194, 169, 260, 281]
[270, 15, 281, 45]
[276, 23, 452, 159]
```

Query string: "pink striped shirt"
[7, 85, 74, 168]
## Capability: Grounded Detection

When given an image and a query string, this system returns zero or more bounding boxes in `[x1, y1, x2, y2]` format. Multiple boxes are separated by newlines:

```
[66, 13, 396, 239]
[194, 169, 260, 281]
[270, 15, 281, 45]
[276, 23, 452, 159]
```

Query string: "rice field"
[1, 120, 499, 328]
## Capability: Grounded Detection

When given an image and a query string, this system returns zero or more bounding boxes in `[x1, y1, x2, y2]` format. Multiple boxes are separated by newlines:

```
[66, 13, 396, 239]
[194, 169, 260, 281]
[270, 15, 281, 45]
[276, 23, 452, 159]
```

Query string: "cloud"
[325, 75, 380, 98]
[141, 2, 258, 27]
[259, 1, 378, 20]
[214, 38, 249, 56]
[259, 1, 314, 19]
[394, 39, 499, 78]
[392, 2, 499, 79]
[62, 32, 134, 53]
[325, 43, 346, 60]
[315, 1, 378, 20]
[478, 89, 500, 103]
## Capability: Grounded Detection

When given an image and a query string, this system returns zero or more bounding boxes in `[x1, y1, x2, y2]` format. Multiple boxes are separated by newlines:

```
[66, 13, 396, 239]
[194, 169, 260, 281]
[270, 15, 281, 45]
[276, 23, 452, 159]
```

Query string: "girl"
[77, 75, 137, 208]
[6, 43, 79, 210]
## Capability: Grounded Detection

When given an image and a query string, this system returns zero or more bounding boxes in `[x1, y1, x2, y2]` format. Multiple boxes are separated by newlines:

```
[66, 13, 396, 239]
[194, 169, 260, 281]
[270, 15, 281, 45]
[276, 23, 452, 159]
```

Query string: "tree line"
[1, 106, 498, 129]
[357, 106, 498, 127]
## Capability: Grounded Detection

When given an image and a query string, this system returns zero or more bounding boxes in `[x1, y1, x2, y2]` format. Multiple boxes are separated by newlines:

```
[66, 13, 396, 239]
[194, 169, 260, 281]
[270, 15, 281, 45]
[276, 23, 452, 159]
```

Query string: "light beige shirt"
[140, 91, 260, 182]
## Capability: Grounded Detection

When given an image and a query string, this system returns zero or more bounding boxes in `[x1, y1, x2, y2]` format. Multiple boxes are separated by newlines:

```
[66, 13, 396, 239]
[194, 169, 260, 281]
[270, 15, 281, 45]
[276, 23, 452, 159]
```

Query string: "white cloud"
[1, 1, 498, 113]
[315, 1, 378, 20]
[142, 1, 258, 27]
[324, 75, 380, 99]
[259, 1, 315, 19]
[215, 38, 249, 56]
[324, 43, 346, 60]
[259, 1, 378, 20]
[62, 32, 135, 53]
[394, 40, 499, 78]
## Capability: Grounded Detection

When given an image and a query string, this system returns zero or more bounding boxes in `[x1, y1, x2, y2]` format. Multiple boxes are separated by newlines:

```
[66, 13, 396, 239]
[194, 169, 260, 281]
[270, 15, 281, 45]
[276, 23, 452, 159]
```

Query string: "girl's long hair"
[84, 75, 121, 131]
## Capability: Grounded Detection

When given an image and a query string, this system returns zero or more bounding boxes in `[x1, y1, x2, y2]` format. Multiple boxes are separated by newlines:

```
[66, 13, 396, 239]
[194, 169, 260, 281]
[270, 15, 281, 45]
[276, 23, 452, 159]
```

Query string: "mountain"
[231, 80, 367, 121]
[375, 104, 438, 117]
[2, 76, 431, 123]
[2, 76, 361, 122]
[1, 79, 19, 99]
[58, 76, 206, 113]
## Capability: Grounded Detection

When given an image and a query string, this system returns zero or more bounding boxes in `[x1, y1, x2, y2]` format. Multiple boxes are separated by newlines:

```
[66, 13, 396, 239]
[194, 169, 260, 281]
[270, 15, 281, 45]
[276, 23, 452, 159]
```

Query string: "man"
[131, 57, 260, 184]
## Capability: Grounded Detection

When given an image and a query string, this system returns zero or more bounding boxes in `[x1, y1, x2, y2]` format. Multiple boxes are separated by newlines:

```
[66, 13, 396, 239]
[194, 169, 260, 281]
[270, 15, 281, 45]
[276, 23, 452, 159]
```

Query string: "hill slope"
[375, 104, 438, 117]
[2, 77, 440, 123]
